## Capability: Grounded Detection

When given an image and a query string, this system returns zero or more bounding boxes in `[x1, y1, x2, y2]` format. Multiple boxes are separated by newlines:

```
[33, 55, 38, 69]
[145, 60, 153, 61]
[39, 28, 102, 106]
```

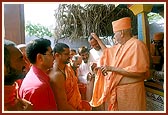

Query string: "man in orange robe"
[4, 39, 32, 111]
[150, 32, 164, 71]
[90, 17, 150, 111]
[49, 43, 91, 111]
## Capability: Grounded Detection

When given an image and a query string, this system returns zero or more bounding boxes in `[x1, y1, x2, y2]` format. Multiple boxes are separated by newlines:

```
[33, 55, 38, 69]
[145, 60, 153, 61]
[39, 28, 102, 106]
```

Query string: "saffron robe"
[65, 65, 82, 110]
[65, 65, 91, 110]
[4, 83, 18, 110]
[90, 37, 150, 111]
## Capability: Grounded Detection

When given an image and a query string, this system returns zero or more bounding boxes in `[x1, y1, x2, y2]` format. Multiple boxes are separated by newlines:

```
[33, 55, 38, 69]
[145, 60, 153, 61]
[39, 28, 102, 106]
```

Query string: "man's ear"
[36, 53, 43, 63]
[54, 52, 59, 57]
[120, 30, 124, 38]
[53, 52, 57, 59]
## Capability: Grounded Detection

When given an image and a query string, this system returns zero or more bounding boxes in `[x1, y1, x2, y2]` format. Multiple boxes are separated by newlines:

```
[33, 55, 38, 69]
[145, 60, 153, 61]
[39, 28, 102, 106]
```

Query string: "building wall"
[4, 4, 25, 44]
[25, 36, 113, 53]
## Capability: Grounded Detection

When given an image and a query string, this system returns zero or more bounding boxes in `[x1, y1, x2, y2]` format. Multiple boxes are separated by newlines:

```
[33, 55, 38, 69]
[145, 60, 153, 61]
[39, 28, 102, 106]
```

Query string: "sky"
[24, 3, 59, 28]
[24, 3, 164, 27]
[24, 3, 164, 39]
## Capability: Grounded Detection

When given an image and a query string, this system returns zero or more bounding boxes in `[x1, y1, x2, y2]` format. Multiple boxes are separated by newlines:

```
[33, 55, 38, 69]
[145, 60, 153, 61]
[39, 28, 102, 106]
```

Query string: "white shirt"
[78, 60, 91, 84]
[89, 45, 110, 64]
[78, 48, 104, 84]
[89, 48, 103, 64]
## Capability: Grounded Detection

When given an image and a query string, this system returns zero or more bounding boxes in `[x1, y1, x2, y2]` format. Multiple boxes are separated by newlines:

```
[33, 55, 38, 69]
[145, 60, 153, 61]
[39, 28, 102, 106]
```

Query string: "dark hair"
[53, 43, 69, 54]
[4, 39, 16, 68]
[78, 46, 89, 55]
[70, 49, 76, 53]
[88, 33, 99, 42]
[88, 35, 94, 42]
[26, 38, 51, 64]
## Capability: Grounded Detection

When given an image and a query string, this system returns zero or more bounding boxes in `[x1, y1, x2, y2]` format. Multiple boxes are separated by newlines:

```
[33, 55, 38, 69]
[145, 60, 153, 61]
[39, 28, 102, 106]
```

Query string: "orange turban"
[153, 32, 164, 40]
[112, 17, 131, 33]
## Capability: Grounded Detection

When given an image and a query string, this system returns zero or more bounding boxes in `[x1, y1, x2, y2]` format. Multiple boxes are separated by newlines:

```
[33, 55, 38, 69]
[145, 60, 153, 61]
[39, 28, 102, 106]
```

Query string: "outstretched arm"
[91, 33, 107, 50]
[100, 66, 146, 78]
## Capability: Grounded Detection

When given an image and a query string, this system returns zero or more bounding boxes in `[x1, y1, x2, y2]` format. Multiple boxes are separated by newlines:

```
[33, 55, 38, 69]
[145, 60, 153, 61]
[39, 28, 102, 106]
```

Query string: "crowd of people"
[4, 12, 164, 111]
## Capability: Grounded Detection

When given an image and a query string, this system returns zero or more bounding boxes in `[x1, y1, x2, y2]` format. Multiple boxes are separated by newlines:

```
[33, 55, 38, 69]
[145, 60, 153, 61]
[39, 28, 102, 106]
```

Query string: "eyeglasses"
[152, 40, 163, 44]
[43, 51, 54, 56]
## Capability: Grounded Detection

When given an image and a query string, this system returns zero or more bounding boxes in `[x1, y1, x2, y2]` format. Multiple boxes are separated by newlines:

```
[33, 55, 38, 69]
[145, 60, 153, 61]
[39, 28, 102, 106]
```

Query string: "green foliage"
[147, 12, 163, 24]
[25, 22, 53, 38]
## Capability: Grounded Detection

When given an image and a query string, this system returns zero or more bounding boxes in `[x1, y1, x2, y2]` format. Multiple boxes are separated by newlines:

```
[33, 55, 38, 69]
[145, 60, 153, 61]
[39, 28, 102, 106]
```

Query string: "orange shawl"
[64, 65, 82, 110]
[90, 37, 150, 110]
[4, 83, 19, 110]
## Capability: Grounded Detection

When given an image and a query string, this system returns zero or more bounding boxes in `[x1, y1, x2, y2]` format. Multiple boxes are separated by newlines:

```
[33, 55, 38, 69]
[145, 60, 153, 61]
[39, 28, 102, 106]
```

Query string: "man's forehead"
[7, 45, 18, 51]
[63, 48, 70, 51]
[90, 39, 98, 45]
[7, 46, 22, 57]
[47, 46, 52, 51]
[81, 52, 88, 55]
[90, 38, 97, 43]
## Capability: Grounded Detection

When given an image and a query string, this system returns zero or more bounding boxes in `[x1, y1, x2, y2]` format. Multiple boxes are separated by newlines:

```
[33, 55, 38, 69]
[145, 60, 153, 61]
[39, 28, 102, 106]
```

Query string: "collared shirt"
[19, 65, 57, 111]
[78, 48, 104, 84]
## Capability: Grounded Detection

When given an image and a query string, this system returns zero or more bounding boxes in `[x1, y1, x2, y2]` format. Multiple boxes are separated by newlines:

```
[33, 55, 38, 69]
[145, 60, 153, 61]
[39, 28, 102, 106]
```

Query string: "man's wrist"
[110, 66, 116, 72]
[91, 73, 95, 78]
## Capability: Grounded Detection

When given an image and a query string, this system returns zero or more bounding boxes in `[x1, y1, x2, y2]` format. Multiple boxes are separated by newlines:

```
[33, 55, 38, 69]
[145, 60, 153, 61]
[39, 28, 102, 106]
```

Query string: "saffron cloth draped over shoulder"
[90, 37, 150, 110]
[64, 65, 82, 110]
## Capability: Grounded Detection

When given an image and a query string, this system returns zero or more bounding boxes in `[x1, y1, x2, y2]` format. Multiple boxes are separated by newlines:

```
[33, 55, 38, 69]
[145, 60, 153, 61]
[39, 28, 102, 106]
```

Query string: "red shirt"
[19, 65, 57, 111]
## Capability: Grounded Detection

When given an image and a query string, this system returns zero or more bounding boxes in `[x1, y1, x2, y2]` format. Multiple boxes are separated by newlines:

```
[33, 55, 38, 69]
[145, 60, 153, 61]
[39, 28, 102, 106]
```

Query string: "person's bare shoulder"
[49, 68, 65, 84]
